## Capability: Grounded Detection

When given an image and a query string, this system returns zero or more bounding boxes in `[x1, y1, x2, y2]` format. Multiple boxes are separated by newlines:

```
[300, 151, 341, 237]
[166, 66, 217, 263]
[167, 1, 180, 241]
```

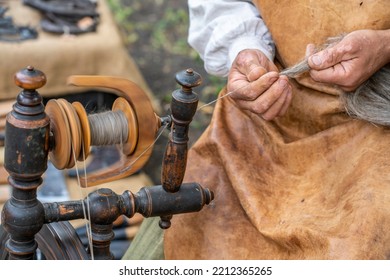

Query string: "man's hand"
[307, 29, 390, 92]
[227, 49, 292, 120]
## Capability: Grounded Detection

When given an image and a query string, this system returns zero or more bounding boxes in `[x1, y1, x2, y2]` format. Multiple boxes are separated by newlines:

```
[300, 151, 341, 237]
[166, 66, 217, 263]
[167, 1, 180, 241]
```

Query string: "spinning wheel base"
[0, 221, 89, 260]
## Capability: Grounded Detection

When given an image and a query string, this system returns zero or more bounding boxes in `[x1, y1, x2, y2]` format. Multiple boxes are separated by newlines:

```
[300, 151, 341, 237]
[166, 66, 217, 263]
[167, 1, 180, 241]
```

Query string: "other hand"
[227, 49, 292, 120]
[307, 29, 390, 92]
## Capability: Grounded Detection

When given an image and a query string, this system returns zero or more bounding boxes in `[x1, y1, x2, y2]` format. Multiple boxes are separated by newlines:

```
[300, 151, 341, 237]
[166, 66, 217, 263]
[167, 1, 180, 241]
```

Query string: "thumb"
[247, 64, 267, 82]
[308, 45, 345, 70]
[305, 43, 316, 57]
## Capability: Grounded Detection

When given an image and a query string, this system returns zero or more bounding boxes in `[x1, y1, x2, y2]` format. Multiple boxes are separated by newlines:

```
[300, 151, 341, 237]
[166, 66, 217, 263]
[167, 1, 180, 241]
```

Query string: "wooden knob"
[14, 66, 47, 90]
[175, 68, 202, 89]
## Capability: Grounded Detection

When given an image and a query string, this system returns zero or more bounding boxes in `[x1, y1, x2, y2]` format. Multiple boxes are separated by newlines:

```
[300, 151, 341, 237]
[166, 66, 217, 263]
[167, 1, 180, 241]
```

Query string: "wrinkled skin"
[227, 29, 390, 119]
[307, 29, 390, 92]
[227, 49, 292, 121]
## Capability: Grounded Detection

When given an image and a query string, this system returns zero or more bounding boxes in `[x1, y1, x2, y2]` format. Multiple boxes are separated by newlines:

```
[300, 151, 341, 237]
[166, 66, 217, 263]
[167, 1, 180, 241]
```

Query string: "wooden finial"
[14, 66, 47, 90]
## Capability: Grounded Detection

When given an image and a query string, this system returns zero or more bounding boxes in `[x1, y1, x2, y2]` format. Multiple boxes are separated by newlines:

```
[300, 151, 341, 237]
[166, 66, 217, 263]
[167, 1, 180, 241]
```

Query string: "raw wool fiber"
[341, 65, 390, 127]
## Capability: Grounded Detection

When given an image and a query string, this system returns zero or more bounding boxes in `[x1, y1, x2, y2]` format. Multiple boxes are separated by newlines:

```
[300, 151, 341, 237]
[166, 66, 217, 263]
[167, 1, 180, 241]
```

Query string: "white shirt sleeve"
[188, 0, 275, 77]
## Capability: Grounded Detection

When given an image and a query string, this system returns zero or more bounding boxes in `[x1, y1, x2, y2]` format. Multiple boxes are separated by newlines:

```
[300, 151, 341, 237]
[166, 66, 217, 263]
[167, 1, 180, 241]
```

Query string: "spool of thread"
[88, 110, 129, 146]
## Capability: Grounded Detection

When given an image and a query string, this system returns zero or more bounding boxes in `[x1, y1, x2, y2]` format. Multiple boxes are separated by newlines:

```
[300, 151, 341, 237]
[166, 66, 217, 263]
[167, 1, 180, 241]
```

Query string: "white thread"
[197, 83, 252, 111]
[120, 122, 169, 174]
[72, 130, 94, 260]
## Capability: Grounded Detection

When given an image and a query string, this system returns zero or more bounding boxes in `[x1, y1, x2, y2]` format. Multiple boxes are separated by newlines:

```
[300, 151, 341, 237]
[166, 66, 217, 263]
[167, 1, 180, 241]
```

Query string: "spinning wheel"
[1, 66, 214, 260]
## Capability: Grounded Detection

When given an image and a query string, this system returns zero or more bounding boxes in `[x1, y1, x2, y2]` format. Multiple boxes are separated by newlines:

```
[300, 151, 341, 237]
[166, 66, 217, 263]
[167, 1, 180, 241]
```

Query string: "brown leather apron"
[164, 0, 390, 259]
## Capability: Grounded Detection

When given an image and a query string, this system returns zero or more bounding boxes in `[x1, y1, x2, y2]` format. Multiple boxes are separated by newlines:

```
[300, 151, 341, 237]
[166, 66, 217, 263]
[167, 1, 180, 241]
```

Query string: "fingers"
[227, 49, 293, 120]
[233, 76, 292, 120]
[232, 49, 278, 81]
[308, 46, 343, 70]
[308, 35, 357, 71]
[309, 62, 347, 85]
[309, 59, 365, 91]
[261, 79, 292, 120]
[230, 71, 279, 100]
[247, 65, 267, 82]
[305, 30, 387, 91]
[306, 40, 359, 90]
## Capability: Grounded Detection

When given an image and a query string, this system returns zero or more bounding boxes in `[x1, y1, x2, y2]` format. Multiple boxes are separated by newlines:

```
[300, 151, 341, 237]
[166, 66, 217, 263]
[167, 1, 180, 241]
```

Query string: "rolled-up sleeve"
[188, 0, 275, 77]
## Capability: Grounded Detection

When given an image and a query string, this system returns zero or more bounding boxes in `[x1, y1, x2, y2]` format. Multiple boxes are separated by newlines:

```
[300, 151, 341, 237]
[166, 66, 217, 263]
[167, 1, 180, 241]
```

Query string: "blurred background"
[107, 0, 226, 183]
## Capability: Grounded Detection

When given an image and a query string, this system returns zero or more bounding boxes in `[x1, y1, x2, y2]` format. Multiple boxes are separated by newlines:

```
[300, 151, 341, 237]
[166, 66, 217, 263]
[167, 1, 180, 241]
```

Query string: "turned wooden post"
[161, 68, 202, 193]
[2, 66, 50, 259]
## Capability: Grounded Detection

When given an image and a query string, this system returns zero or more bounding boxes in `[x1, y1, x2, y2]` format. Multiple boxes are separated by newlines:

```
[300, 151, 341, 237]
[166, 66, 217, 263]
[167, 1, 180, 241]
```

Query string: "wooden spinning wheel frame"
[2, 75, 160, 260]
[1, 67, 213, 260]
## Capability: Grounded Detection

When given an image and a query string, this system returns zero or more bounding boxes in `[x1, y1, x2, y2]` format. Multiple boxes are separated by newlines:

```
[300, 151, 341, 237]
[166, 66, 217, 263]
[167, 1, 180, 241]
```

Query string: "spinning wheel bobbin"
[45, 97, 140, 170]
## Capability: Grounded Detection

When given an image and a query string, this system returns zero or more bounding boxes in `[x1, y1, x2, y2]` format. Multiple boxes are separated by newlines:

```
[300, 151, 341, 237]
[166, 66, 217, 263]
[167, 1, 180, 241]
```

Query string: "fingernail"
[305, 44, 315, 57]
[278, 78, 288, 87]
[311, 55, 322, 66]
